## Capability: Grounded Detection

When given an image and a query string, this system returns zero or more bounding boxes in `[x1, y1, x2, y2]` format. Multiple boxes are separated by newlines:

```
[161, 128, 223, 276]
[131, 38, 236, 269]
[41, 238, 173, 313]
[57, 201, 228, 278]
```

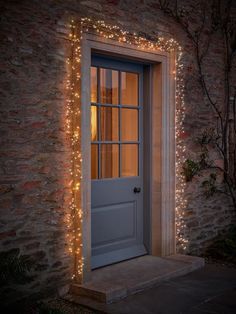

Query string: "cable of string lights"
[66, 17, 188, 281]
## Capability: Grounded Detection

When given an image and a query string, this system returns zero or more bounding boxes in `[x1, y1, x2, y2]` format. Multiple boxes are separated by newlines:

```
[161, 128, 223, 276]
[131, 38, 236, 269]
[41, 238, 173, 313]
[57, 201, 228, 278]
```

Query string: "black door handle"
[133, 187, 141, 193]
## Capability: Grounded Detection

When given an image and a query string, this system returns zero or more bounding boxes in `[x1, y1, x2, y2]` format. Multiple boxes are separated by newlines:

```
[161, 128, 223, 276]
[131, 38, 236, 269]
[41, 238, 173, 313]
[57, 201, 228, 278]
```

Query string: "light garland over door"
[66, 18, 188, 282]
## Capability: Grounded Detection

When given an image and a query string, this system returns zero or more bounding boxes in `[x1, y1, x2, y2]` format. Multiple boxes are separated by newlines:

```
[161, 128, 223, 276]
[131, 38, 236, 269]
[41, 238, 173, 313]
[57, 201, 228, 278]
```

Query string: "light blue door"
[90, 55, 146, 269]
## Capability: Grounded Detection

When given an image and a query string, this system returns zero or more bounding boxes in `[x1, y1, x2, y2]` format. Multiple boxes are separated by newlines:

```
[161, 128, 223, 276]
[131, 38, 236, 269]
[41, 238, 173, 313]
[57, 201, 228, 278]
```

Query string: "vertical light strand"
[67, 18, 188, 281]
[66, 19, 83, 282]
[175, 49, 188, 251]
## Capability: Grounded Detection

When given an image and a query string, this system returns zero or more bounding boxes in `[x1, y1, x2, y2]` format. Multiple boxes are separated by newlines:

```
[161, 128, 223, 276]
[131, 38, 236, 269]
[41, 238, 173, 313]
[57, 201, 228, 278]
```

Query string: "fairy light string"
[175, 53, 188, 251]
[66, 19, 83, 281]
[67, 17, 188, 281]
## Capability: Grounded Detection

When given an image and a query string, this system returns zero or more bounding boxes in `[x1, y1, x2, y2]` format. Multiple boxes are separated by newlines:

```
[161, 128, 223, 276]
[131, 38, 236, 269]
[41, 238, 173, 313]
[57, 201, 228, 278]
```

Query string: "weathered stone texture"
[0, 0, 235, 298]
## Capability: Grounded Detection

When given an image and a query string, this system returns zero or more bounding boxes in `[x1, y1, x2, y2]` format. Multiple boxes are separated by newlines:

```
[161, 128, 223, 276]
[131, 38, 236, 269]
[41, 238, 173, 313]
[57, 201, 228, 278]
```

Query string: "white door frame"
[80, 33, 176, 283]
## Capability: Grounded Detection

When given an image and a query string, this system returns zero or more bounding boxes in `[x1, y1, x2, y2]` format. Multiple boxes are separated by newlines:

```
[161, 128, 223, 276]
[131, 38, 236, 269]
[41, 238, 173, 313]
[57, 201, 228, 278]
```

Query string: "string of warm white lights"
[175, 53, 188, 252]
[66, 19, 83, 281]
[66, 17, 188, 281]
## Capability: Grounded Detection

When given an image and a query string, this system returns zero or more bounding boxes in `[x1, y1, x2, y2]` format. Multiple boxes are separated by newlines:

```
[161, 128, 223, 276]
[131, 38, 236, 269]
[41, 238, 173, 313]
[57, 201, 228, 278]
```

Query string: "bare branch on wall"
[159, 0, 236, 208]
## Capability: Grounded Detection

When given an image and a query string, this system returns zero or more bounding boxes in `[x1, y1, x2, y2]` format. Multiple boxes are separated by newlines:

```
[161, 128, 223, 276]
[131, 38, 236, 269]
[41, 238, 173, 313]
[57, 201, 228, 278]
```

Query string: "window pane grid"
[91, 65, 140, 179]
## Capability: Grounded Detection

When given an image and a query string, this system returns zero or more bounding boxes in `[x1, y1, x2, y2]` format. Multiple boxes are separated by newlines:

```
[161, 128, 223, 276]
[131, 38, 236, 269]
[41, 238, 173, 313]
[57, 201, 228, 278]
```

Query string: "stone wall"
[0, 0, 235, 299]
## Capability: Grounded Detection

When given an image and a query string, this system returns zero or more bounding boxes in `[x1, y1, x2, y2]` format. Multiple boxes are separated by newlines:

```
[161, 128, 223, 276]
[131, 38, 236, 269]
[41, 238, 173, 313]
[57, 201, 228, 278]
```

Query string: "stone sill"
[69, 254, 204, 304]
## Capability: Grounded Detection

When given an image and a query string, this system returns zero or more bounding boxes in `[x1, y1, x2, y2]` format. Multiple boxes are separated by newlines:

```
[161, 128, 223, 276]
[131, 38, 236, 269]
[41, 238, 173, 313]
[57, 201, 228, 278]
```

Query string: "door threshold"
[92, 244, 147, 269]
[93, 252, 148, 271]
[69, 254, 204, 304]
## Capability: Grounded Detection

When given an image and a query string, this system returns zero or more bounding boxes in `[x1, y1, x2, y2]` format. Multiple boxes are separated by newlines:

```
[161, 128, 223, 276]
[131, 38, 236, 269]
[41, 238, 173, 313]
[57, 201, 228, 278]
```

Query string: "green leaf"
[182, 159, 200, 181]
[0, 249, 33, 285]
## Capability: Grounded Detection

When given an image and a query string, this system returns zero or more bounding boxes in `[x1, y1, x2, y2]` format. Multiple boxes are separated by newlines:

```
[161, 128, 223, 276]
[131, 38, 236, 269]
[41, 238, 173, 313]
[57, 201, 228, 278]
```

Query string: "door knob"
[133, 187, 141, 193]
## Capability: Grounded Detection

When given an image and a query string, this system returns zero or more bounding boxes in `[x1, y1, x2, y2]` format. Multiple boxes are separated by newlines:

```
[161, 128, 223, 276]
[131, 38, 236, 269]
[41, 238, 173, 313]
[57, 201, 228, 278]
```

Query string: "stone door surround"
[80, 32, 176, 282]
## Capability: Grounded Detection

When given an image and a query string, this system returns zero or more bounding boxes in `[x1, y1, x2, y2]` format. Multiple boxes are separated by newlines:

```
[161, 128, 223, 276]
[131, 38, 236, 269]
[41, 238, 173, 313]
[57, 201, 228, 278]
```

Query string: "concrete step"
[69, 254, 204, 304]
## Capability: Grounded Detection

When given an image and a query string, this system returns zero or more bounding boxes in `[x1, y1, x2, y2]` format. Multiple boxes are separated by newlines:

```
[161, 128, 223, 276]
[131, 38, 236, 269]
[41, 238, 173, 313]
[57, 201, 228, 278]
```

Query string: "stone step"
[69, 254, 204, 304]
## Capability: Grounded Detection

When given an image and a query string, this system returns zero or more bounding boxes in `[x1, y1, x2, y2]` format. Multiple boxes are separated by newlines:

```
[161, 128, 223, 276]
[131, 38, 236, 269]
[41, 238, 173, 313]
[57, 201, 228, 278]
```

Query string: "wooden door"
[90, 55, 146, 269]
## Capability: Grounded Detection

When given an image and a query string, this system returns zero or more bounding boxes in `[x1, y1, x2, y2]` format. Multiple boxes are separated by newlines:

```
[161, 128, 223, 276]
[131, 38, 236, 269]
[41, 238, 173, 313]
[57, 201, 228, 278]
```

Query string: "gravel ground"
[43, 298, 102, 314]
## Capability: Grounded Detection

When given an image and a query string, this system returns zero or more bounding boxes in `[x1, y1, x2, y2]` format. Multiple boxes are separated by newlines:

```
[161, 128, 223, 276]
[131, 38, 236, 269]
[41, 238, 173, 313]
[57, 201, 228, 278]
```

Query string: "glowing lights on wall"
[67, 17, 188, 281]
[175, 55, 188, 251]
[66, 20, 83, 281]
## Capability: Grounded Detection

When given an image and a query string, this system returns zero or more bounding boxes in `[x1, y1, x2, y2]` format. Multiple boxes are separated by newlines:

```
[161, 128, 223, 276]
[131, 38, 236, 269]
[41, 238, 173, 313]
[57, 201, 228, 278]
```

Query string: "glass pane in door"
[101, 144, 119, 178]
[101, 107, 119, 141]
[100, 68, 119, 104]
[121, 144, 138, 177]
[121, 108, 138, 141]
[91, 105, 98, 141]
[91, 144, 98, 179]
[121, 72, 138, 106]
[91, 67, 97, 103]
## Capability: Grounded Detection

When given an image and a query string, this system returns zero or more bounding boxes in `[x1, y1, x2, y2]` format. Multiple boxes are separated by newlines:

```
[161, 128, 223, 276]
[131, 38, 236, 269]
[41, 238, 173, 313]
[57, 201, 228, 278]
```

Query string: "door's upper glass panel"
[91, 67, 97, 103]
[121, 72, 138, 106]
[100, 68, 119, 105]
[121, 108, 138, 141]
[101, 107, 119, 141]
[90, 63, 141, 179]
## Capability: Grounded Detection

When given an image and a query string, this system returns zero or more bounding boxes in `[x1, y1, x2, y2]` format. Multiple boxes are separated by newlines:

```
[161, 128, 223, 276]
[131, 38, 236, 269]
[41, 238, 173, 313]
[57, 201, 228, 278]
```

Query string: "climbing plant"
[159, 0, 236, 209]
